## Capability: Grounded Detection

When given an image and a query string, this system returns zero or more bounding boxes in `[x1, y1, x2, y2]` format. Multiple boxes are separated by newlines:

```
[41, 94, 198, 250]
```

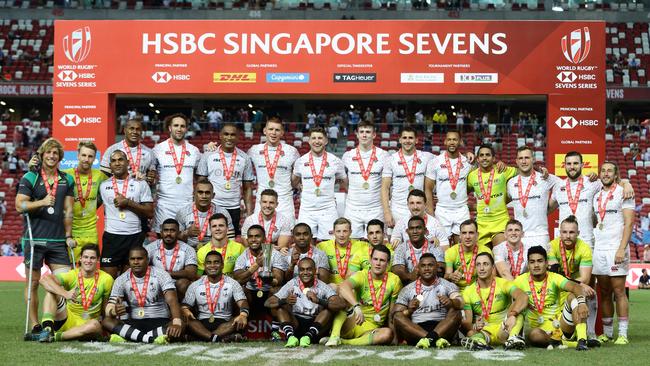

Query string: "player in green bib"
[445, 220, 492, 292]
[62, 141, 108, 261]
[196, 213, 245, 276]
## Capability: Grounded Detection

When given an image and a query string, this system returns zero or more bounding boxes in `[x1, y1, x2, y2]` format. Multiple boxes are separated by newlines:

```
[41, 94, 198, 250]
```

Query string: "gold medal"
[416, 295, 424, 302]
[408, 185, 414, 191]
[256, 290, 264, 298]
[302, 288, 310, 296]
[119, 211, 126, 220]
[315, 188, 321, 196]
[176, 176, 182, 184]
[598, 223, 603, 230]
[224, 181, 231, 190]
[137, 308, 145, 318]
[373, 313, 381, 322]
[269, 180, 275, 188]
[362, 182, 370, 190]
[209, 315, 215, 323]
[450, 191, 457, 200]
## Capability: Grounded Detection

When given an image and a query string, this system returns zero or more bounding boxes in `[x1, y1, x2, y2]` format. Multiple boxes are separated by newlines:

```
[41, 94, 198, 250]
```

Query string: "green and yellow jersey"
[196, 240, 245, 275]
[445, 244, 492, 291]
[351, 241, 394, 272]
[348, 269, 402, 325]
[56, 269, 114, 319]
[463, 277, 518, 326]
[513, 272, 569, 327]
[318, 239, 369, 284]
[547, 238, 593, 280]
[62, 168, 108, 244]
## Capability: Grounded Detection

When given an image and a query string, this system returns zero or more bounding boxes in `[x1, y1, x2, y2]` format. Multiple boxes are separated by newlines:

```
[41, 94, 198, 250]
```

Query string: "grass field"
[1, 281, 648, 366]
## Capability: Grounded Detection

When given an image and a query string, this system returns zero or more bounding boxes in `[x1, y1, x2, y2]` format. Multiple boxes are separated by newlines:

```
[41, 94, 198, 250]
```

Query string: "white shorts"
[434, 206, 470, 236]
[592, 247, 629, 276]
[344, 206, 384, 239]
[255, 194, 296, 220]
[298, 208, 338, 240]
[153, 198, 190, 233]
[523, 233, 550, 251]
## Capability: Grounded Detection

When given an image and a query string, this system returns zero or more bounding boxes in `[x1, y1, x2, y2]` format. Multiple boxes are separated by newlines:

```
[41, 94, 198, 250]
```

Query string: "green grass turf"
[0, 281, 648, 366]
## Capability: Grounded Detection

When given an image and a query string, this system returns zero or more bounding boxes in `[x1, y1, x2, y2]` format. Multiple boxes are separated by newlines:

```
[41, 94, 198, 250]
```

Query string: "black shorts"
[22, 238, 71, 270]
[246, 288, 270, 316]
[101, 231, 145, 267]
[226, 208, 241, 236]
[295, 316, 316, 338]
[405, 320, 442, 346]
[124, 317, 169, 333]
[200, 317, 229, 332]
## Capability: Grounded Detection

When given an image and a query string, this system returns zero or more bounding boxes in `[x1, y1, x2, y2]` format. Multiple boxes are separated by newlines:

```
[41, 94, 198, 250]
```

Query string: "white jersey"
[175, 202, 234, 248]
[274, 278, 336, 320]
[507, 173, 561, 237]
[182, 275, 246, 321]
[293, 151, 346, 212]
[240, 211, 294, 242]
[342, 146, 388, 208]
[383, 149, 435, 214]
[233, 248, 288, 292]
[247, 142, 300, 207]
[100, 177, 152, 235]
[493, 242, 530, 276]
[152, 139, 201, 201]
[110, 267, 176, 319]
[393, 241, 445, 271]
[391, 213, 450, 248]
[551, 176, 602, 244]
[101, 141, 155, 177]
[593, 184, 635, 251]
[145, 240, 198, 273]
[425, 152, 472, 209]
[197, 147, 254, 209]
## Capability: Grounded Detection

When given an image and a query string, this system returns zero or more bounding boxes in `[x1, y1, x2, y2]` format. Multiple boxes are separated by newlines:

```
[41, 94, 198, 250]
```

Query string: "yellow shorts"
[59, 309, 92, 332]
[477, 218, 508, 247]
[525, 316, 561, 337]
[342, 320, 380, 339]
[72, 236, 99, 261]
[482, 323, 505, 346]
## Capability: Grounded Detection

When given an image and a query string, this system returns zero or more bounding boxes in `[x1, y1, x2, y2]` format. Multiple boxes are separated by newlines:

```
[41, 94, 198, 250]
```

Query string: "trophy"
[260, 242, 273, 278]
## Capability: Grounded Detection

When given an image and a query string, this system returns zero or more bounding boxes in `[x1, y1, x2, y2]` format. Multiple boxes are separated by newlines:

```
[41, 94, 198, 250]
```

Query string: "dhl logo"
[554, 153, 598, 177]
[213, 73, 256, 83]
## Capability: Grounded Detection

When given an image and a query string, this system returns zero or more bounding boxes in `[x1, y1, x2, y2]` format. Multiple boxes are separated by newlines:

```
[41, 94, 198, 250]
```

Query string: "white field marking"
[434, 349, 472, 360]
[310, 349, 376, 363]
[472, 350, 525, 361]
[174, 345, 211, 357]
[194, 346, 267, 362]
[377, 349, 430, 360]
[261, 348, 319, 366]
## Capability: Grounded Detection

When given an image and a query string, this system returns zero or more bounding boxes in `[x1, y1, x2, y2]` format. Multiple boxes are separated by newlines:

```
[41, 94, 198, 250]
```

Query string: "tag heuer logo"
[554, 116, 578, 129]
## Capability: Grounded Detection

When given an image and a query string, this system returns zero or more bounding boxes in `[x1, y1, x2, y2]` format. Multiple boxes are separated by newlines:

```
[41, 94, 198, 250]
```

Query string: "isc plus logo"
[561, 27, 591, 64]
[62, 26, 92, 63]
[213, 73, 256, 83]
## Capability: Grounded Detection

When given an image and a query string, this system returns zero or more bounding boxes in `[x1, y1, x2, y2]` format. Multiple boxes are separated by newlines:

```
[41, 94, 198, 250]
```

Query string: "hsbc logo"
[557, 71, 576, 83]
[58, 70, 77, 81]
[59, 114, 82, 127]
[554, 116, 599, 129]
[62, 26, 92, 63]
[561, 27, 591, 64]
[152, 71, 171, 83]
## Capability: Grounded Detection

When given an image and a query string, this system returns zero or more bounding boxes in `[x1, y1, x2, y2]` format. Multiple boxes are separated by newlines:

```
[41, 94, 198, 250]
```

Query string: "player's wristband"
[278, 299, 287, 306]
[240, 308, 249, 317]
[318, 298, 328, 307]
[576, 296, 586, 304]
[21, 201, 27, 211]
[172, 318, 182, 326]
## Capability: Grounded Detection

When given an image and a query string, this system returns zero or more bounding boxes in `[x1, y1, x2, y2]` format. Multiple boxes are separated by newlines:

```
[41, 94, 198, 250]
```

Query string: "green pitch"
[1, 281, 648, 366]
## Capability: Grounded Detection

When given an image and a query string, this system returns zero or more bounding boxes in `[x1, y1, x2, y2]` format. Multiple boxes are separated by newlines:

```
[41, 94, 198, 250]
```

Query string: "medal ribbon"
[247, 249, 264, 290]
[218, 146, 237, 182]
[477, 169, 496, 206]
[476, 279, 497, 321]
[334, 242, 352, 279]
[597, 185, 617, 226]
[367, 271, 388, 315]
[211, 240, 228, 259]
[398, 149, 418, 185]
[205, 276, 224, 314]
[559, 242, 576, 278]
[507, 245, 525, 277]
[40, 168, 59, 198]
[528, 274, 548, 316]
[308, 152, 328, 188]
[297, 277, 316, 293]
[566, 177, 584, 215]
[167, 139, 187, 176]
[517, 171, 536, 210]
[159, 242, 180, 272]
[263, 143, 283, 181]
[123, 140, 142, 175]
[408, 240, 429, 268]
[355, 146, 377, 182]
[259, 212, 277, 244]
[444, 152, 462, 192]
[74, 168, 92, 208]
[112, 176, 129, 198]
[130, 267, 151, 308]
[458, 245, 479, 284]
[193, 204, 213, 242]
[77, 270, 99, 311]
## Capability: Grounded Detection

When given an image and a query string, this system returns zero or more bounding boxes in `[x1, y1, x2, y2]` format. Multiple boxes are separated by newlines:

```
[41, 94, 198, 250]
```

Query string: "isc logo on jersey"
[213, 73, 256, 83]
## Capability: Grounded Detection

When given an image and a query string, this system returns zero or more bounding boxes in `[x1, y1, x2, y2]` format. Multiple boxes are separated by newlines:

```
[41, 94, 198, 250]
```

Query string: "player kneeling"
[513, 246, 590, 351]
[35, 245, 114, 342]
[182, 251, 250, 343]
[393, 253, 463, 349]
[461, 253, 528, 351]
[265, 257, 346, 347]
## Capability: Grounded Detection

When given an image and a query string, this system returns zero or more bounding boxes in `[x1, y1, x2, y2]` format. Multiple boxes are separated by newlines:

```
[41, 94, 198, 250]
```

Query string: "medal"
[259, 212, 277, 244]
[538, 316, 544, 323]
[248, 249, 265, 294]
[458, 245, 479, 284]
[263, 144, 283, 188]
[444, 152, 463, 198]
[398, 149, 419, 191]
[74, 168, 93, 211]
[130, 267, 151, 318]
[159, 242, 180, 272]
[415, 278, 425, 303]
[208, 315, 215, 323]
[47, 207, 55, 215]
[355, 146, 377, 192]
[308, 152, 328, 197]
[450, 191, 457, 200]
[81, 209, 87, 217]
[334, 241, 352, 279]
[78, 269, 99, 318]
[218, 146, 238, 190]
[416, 295, 424, 302]
[123, 140, 142, 176]
[522, 210, 528, 218]
[193, 204, 213, 242]
[477, 168, 495, 214]
[119, 211, 126, 220]
[302, 287, 311, 296]
[40, 169, 59, 214]
[408, 185, 415, 191]
[559, 241, 576, 278]
[476, 279, 497, 321]
[315, 188, 321, 196]
[407, 240, 429, 270]
[507, 245, 525, 277]
[597, 184, 616, 232]
[528, 274, 548, 324]
[298, 277, 315, 298]
[566, 177, 584, 215]
[257, 290, 264, 298]
[517, 172, 536, 219]
[168, 139, 187, 185]
[205, 276, 224, 321]
[82, 312, 89, 320]
[367, 271, 388, 324]
[112, 175, 130, 218]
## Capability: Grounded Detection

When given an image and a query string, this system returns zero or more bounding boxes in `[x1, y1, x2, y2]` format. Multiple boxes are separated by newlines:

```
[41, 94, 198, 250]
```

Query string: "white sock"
[587, 297, 598, 337]
[618, 317, 628, 338]
[602, 317, 614, 338]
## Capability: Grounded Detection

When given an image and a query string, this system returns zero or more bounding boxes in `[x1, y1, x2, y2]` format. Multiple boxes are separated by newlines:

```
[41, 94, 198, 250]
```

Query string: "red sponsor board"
[0, 257, 51, 281]
[626, 263, 650, 290]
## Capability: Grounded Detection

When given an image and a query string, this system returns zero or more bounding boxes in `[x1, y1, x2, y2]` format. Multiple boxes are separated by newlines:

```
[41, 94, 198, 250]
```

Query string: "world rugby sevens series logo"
[63, 26, 92, 63]
[561, 27, 591, 64]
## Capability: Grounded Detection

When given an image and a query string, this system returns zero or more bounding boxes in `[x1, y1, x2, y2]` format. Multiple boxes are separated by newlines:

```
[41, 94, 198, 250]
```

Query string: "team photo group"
[16, 114, 635, 352]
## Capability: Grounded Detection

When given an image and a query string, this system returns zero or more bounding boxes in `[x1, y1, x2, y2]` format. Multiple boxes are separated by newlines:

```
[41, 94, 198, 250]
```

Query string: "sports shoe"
[270, 331, 282, 342]
[109, 334, 127, 343]
[415, 338, 430, 349]
[614, 336, 629, 345]
[285, 336, 299, 348]
[587, 338, 601, 348]
[576, 339, 589, 351]
[597, 334, 612, 344]
[504, 335, 526, 350]
[325, 336, 341, 347]
[299, 336, 311, 348]
[37, 327, 54, 343]
[435, 338, 450, 349]
[153, 335, 169, 345]
[461, 336, 492, 351]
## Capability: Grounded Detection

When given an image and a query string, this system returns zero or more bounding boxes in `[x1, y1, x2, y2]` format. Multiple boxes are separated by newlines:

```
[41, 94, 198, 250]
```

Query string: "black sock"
[306, 322, 323, 340]
[281, 323, 294, 338]
[426, 331, 440, 342]
[42, 320, 54, 330]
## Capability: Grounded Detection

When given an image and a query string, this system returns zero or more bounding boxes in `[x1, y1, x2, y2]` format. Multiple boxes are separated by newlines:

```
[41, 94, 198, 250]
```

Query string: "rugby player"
[390, 189, 449, 250]
[197, 123, 254, 236]
[392, 216, 445, 284]
[102, 246, 183, 344]
[444, 220, 492, 292]
[393, 253, 463, 349]
[285, 223, 330, 282]
[266, 257, 346, 347]
[196, 213, 245, 276]
[182, 251, 250, 343]
[247, 117, 300, 219]
[241, 189, 293, 249]
[493, 220, 531, 281]
[342, 121, 389, 238]
[317, 218, 369, 286]
[101, 118, 155, 181]
[292, 127, 348, 241]
[366, 219, 389, 248]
